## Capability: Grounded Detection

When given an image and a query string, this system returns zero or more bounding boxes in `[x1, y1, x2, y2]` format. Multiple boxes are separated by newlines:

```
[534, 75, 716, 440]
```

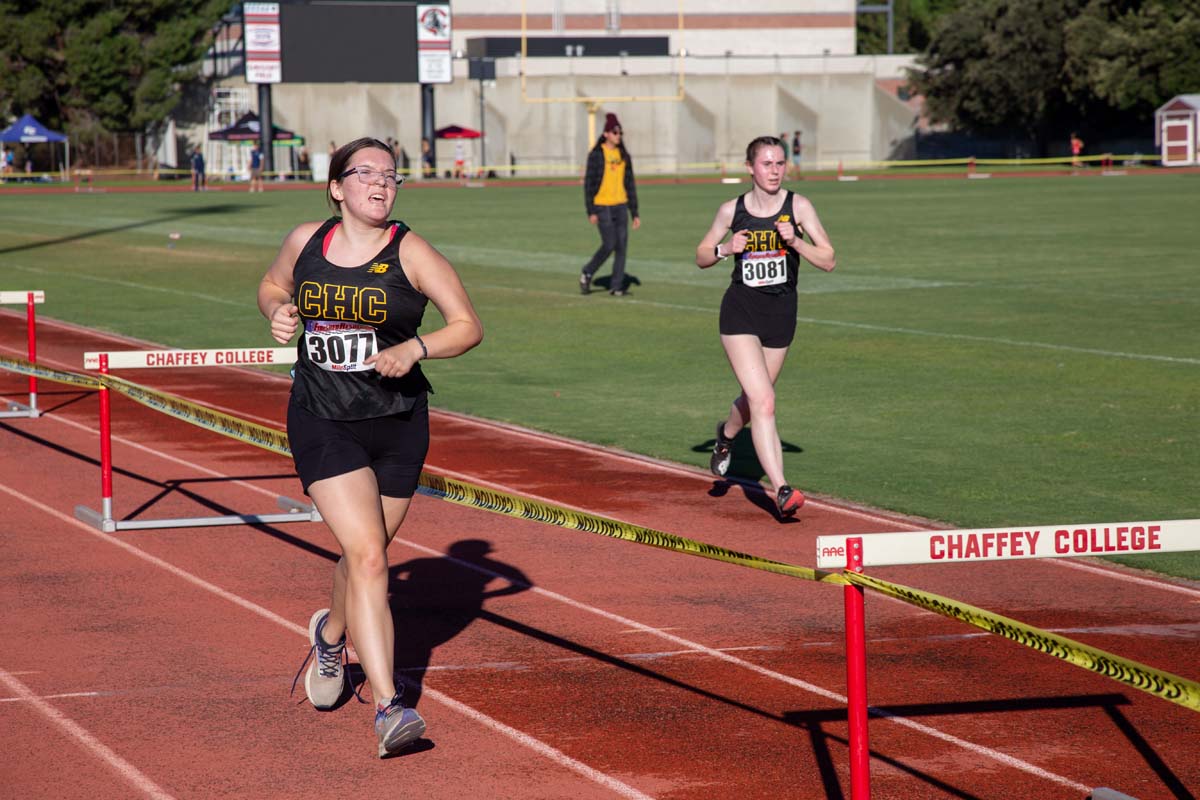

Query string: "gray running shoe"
[710, 421, 734, 477]
[579, 272, 591, 295]
[303, 609, 346, 709]
[375, 697, 426, 758]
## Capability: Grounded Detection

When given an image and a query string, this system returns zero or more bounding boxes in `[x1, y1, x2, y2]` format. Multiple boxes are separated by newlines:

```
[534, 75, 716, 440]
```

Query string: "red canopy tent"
[435, 125, 481, 139]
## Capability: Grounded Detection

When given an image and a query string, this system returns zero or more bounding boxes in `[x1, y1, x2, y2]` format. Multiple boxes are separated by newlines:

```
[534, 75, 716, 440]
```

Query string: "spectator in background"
[1070, 132, 1085, 168]
[297, 147, 311, 180]
[249, 144, 264, 192]
[421, 137, 435, 179]
[791, 131, 803, 177]
[190, 146, 206, 191]
[779, 133, 789, 162]
[453, 139, 466, 179]
[579, 113, 640, 297]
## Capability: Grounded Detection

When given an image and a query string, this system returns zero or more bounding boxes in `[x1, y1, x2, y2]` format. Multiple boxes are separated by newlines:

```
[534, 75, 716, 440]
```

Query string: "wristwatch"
[714, 244, 727, 260]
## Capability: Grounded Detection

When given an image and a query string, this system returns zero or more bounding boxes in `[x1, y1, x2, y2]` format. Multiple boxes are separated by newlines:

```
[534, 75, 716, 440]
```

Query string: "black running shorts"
[287, 394, 429, 498]
[718, 283, 798, 348]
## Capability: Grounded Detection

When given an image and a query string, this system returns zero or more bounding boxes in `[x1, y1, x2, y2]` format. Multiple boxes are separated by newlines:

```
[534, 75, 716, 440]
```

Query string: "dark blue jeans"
[582, 204, 629, 292]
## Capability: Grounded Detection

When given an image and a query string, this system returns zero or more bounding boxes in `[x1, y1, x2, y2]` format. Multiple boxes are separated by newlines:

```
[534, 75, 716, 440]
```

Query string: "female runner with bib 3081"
[694, 135, 835, 518]
[258, 137, 483, 757]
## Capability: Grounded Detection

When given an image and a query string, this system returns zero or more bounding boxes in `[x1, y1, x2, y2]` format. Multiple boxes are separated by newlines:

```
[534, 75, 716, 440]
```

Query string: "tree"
[906, 0, 1087, 151]
[0, 0, 228, 135]
[858, 0, 966, 55]
[1065, 0, 1200, 117]
[907, 0, 1200, 150]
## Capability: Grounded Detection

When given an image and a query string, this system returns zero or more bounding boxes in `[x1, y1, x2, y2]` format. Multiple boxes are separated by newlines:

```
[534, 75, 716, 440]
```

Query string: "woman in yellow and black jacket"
[579, 113, 640, 296]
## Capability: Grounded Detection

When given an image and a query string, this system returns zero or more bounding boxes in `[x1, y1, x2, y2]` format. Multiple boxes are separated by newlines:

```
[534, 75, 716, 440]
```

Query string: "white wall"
[250, 53, 917, 177]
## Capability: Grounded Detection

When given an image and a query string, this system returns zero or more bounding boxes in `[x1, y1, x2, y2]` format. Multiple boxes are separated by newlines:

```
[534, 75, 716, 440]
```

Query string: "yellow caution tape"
[1, 355, 846, 584]
[6, 354, 1197, 712]
[0, 354, 104, 391]
[844, 571, 1200, 713]
[0, 355, 291, 456]
[418, 472, 848, 585]
[101, 372, 292, 457]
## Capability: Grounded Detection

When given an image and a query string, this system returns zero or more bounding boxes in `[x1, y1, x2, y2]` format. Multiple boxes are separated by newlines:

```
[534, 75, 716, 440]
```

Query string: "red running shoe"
[776, 484, 805, 516]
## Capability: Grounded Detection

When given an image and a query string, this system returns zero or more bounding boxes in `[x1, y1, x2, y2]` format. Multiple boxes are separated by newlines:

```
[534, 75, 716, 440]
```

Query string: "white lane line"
[0, 483, 653, 800]
[0, 690, 104, 703]
[9, 366, 1198, 604]
[1051, 559, 1200, 598]
[0, 668, 176, 800]
[388, 534, 1092, 794]
[0, 440, 1147, 794]
[430, 408, 928, 529]
[7, 264, 246, 308]
[444, 289, 1200, 366]
[3, 475, 1096, 794]
[6, 343, 1197, 610]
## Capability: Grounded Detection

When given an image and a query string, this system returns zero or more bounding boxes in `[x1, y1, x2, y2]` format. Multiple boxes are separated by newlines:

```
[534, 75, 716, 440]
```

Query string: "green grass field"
[2, 174, 1197, 579]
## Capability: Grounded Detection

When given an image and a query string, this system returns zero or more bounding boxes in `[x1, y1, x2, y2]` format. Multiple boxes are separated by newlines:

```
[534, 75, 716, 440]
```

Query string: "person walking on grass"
[190, 146, 206, 191]
[249, 143, 264, 192]
[579, 112, 640, 297]
[258, 136, 483, 757]
[694, 135, 835, 517]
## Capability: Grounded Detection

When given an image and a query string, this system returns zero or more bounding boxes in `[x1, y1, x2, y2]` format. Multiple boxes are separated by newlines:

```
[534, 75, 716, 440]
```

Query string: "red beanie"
[603, 113, 621, 133]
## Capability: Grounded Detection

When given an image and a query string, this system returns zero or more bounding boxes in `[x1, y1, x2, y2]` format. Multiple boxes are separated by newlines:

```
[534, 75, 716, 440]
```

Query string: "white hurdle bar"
[72, 346, 323, 532]
[0, 290, 45, 418]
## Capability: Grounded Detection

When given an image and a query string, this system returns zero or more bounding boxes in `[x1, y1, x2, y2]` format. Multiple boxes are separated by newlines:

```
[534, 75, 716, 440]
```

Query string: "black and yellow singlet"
[290, 217, 432, 421]
[729, 190, 802, 296]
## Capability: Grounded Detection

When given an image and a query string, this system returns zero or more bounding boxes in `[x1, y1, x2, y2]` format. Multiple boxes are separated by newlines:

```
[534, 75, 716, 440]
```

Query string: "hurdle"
[73, 346, 322, 532]
[816, 519, 1200, 800]
[0, 290, 44, 419]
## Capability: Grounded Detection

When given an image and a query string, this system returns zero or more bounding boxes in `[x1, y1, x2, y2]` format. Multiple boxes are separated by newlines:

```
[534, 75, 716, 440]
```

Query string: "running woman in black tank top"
[694, 135, 836, 518]
[258, 138, 483, 757]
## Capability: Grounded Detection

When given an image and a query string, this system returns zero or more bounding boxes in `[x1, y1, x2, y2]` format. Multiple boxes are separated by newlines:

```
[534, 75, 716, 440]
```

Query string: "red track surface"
[2, 311, 1197, 800]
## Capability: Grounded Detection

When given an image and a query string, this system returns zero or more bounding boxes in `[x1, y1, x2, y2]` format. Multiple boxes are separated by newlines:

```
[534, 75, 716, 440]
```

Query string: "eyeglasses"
[338, 166, 403, 187]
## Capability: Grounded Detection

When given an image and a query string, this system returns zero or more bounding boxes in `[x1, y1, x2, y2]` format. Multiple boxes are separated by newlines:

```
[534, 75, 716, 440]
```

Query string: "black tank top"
[729, 190, 802, 296]
[290, 217, 432, 420]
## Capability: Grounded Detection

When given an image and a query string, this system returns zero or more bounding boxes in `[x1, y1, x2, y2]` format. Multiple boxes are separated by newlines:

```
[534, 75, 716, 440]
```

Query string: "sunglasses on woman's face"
[338, 166, 403, 187]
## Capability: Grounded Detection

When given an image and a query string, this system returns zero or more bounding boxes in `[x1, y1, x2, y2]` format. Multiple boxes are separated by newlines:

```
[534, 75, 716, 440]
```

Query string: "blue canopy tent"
[0, 114, 70, 175]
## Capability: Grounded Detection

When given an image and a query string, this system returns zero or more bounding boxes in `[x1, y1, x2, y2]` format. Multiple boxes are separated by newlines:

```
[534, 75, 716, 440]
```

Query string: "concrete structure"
[452, 0, 857, 58]
[188, 0, 918, 177]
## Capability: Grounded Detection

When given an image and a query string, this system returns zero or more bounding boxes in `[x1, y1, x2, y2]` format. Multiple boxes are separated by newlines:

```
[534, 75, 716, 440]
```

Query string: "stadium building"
[185, 0, 917, 179]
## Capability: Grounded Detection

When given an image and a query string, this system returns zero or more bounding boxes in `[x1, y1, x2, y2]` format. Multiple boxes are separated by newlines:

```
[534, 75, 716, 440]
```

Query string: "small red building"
[1155, 94, 1200, 166]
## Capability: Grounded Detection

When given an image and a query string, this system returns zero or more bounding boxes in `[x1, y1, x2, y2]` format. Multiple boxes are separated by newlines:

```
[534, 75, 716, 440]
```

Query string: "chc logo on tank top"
[740, 227, 787, 288]
[296, 281, 386, 372]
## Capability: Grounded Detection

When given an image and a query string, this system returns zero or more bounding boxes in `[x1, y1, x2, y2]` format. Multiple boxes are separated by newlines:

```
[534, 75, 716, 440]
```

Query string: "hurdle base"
[73, 495, 321, 532]
[1090, 789, 1141, 800]
[0, 400, 40, 419]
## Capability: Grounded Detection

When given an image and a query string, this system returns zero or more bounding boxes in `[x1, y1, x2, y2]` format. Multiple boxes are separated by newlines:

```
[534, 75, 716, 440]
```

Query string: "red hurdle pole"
[25, 291, 37, 413]
[98, 354, 114, 523]
[844, 536, 871, 798]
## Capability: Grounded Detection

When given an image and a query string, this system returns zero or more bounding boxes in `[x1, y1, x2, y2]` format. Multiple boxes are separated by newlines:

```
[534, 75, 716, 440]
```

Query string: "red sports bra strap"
[321, 222, 341, 258]
[322, 222, 397, 258]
